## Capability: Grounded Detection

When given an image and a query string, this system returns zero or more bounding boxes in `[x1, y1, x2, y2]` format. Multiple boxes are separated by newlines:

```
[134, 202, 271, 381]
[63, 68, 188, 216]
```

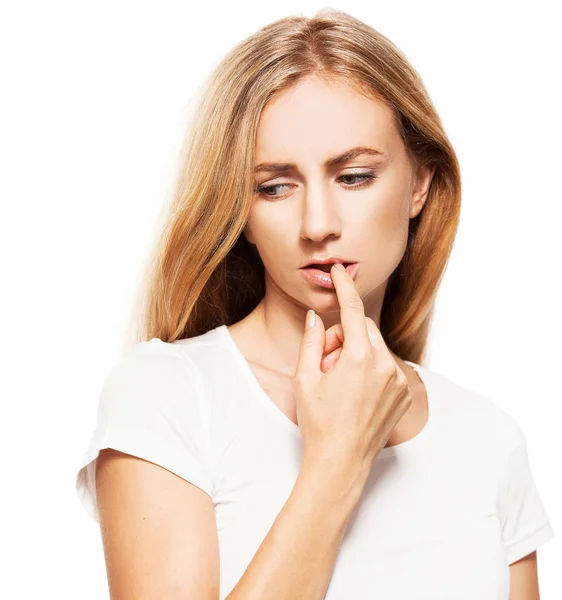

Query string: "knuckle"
[395, 370, 409, 389]
[300, 337, 316, 350]
[344, 296, 364, 312]
[363, 345, 375, 364]
[378, 361, 397, 380]
[347, 345, 373, 366]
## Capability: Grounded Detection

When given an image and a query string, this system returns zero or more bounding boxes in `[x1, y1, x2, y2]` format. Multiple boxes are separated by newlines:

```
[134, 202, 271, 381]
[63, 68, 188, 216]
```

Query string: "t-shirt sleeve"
[74, 344, 214, 524]
[498, 414, 555, 565]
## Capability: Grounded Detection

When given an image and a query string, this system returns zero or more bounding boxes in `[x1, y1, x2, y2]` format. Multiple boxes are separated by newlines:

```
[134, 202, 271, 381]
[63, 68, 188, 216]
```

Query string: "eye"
[338, 173, 378, 188]
[254, 172, 378, 199]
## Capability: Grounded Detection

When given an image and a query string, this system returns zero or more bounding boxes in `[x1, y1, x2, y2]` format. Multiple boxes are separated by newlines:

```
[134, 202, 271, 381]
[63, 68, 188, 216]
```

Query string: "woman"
[75, 9, 554, 599]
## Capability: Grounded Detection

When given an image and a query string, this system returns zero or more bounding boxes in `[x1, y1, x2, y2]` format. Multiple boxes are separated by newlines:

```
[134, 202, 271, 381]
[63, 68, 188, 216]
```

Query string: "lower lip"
[299, 263, 359, 289]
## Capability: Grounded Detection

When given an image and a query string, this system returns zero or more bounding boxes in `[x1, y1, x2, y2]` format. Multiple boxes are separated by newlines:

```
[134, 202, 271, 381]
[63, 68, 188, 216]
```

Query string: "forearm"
[226, 457, 365, 600]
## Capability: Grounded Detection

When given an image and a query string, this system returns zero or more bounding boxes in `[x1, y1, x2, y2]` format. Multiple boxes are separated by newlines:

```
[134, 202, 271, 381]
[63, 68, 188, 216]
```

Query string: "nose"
[299, 185, 342, 242]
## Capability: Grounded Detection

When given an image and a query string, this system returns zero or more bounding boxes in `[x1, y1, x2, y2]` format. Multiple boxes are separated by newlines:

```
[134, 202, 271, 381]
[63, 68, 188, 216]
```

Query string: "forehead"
[254, 76, 398, 163]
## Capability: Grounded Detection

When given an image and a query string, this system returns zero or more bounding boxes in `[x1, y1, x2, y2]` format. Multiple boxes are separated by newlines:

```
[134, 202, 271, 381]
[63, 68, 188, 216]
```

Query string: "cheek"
[245, 215, 290, 263]
[361, 194, 409, 242]
[247, 202, 297, 243]
[354, 201, 410, 275]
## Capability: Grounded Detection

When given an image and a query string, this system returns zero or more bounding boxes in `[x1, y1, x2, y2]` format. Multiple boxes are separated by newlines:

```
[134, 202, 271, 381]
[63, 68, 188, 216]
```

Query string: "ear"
[243, 223, 256, 245]
[410, 163, 435, 219]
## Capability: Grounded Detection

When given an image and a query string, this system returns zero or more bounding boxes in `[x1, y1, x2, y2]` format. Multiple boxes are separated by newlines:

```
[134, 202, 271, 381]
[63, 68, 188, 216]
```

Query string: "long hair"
[124, 8, 461, 366]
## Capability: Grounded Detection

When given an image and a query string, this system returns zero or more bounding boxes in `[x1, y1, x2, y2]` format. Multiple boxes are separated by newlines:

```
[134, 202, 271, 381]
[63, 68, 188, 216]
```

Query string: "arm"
[96, 448, 220, 600]
[226, 456, 366, 600]
[509, 551, 540, 600]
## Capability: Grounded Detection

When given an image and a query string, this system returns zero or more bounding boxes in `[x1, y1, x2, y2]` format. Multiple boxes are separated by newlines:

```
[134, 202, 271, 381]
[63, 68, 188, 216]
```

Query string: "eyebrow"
[254, 146, 385, 174]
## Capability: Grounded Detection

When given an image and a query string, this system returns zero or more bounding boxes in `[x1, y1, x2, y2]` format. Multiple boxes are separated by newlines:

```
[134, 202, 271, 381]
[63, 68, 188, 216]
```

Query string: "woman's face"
[244, 74, 433, 328]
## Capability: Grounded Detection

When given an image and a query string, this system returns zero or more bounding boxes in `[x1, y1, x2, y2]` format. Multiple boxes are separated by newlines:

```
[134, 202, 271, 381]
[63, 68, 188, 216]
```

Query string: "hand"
[294, 262, 413, 476]
[320, 323, 345, 373]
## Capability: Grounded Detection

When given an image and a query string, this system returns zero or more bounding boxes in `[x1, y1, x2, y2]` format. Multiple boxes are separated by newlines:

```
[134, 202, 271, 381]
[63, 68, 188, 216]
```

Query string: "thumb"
[294, 310, 325, 381]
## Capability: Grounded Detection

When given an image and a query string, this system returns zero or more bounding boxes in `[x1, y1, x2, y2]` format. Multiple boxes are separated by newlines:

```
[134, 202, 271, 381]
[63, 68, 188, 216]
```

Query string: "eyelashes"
[254, 172, 378, 200]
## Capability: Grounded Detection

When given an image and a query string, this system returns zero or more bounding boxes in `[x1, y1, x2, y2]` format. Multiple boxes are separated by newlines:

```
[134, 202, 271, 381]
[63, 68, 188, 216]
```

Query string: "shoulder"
[117, 326, 228, 378]
[417, 363, 524, 450]
[95, 331, 231, 435]
[102, 327, 233, 409]
[104, 339, 201, 397]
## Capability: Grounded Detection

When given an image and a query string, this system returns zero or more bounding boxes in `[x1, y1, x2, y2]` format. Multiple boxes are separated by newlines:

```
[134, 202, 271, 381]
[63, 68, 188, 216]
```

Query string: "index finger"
[330, 263, 371, 351]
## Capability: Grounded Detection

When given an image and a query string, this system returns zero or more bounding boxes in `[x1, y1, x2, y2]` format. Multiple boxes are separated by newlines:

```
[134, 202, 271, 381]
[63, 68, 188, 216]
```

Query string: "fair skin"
[230, 73, 541, 597]
[234, 73, 432, 445]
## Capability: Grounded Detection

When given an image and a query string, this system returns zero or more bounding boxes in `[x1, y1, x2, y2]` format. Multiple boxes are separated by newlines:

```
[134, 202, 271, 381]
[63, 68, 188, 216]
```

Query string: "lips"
[304, 262, 352, 273]
[299, 262, 359, 288]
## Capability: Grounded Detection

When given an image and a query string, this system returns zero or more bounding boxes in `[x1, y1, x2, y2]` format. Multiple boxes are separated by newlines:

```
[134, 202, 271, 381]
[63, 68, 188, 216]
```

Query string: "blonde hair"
[125, 9, 461, 365]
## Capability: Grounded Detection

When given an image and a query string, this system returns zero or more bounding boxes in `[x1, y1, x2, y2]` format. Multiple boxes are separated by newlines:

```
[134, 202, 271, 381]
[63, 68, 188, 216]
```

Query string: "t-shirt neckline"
[217, 323, 437, 458]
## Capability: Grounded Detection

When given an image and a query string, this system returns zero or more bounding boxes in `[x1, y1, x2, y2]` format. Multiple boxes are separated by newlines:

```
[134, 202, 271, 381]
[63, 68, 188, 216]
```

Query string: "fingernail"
[306, 309, 316, 329]
[333, 263, 345, 273]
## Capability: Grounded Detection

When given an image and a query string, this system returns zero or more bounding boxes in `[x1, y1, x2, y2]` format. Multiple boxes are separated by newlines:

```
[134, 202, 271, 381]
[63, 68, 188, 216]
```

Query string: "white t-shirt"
[75, 324, 555, 599]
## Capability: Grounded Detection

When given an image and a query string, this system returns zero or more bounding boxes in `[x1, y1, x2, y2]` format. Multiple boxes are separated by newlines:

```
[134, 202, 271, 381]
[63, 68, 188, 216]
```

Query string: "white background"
[1, 1, 560, 598]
